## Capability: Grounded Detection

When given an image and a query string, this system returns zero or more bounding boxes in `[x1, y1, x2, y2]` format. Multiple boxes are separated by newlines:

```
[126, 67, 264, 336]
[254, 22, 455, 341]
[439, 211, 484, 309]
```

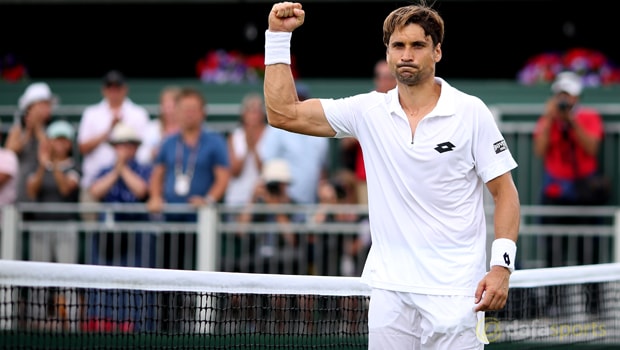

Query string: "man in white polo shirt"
[77, 70, 150, 218]
[262, 2, 520, 349]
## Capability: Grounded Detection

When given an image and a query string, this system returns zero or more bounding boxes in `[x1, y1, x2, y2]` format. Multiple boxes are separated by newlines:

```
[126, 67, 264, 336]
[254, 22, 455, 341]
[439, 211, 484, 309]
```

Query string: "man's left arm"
[474, 172, 520, 311]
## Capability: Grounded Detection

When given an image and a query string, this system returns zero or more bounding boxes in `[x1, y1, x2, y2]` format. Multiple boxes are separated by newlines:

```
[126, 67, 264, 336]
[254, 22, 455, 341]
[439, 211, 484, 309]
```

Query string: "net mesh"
[1, 260, 619, 349]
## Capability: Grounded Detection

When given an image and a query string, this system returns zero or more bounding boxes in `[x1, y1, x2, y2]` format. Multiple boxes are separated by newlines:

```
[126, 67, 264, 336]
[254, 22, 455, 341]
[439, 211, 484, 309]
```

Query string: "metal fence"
[2, 202, 619, 274]
[3, 102, 620, 206]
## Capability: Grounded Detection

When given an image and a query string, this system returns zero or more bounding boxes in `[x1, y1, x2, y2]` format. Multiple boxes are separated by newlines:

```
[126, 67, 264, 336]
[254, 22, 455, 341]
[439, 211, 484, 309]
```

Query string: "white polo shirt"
[321, 77, 517, 296]
[78, 98, 150, 189]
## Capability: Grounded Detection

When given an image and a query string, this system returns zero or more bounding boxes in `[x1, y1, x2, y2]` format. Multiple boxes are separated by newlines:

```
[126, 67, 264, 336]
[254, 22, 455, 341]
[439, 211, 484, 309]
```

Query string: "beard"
[395, 64, 433, 86]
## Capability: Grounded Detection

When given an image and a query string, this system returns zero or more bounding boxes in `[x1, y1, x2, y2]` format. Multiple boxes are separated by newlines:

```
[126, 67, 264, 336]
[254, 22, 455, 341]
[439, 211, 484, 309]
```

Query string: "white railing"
[1, 203, 619, 274]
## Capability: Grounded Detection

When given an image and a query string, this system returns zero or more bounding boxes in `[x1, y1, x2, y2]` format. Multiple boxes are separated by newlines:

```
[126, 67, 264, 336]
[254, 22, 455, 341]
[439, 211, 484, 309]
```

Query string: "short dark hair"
[176, 87, 207, 108]
[382, 2, 444, 49]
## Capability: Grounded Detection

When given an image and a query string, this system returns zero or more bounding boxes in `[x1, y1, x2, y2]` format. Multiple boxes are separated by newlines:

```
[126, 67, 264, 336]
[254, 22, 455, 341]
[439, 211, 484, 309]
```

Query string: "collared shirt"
[321, 77, 518, 296]
[78, 98, 150, 189]
[259, 126, 328, 204]
[95, 159, 152, 221]
[155, 129, 229, 204]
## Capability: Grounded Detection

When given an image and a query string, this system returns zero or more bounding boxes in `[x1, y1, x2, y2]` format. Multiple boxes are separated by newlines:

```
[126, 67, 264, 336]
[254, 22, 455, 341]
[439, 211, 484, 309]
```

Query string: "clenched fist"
[268, 2, 305, 32]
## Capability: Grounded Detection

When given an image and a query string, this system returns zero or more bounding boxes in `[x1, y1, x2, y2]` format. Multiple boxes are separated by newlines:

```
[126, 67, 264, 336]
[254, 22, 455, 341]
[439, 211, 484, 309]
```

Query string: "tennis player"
[263, 1, 520, 349]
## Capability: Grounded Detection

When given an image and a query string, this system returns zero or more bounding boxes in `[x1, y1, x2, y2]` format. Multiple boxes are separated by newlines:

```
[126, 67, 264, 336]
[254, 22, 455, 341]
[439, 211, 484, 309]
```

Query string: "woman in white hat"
[5, 82, 58, 204]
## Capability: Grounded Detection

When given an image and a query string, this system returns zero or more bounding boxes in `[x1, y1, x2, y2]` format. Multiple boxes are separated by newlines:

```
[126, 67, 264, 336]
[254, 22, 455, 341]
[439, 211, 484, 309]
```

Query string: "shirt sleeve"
[473, 102, 518, 183]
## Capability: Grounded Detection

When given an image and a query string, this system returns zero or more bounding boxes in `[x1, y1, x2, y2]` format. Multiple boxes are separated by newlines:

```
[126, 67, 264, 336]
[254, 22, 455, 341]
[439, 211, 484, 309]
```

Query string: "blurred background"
[0, 0, 617, 80]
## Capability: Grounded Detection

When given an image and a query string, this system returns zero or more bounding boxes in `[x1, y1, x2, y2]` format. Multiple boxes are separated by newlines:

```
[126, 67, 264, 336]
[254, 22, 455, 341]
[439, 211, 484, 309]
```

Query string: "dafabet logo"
[477, 317, 607, 343]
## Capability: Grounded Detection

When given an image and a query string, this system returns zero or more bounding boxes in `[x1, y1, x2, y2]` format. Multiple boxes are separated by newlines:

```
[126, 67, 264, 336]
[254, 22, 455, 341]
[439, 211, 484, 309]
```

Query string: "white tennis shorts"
[368, 288, 488, 350]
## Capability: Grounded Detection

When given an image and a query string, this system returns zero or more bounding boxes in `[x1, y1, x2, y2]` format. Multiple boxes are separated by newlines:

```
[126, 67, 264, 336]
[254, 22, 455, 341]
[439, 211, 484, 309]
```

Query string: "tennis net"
[0, 260, 619, 349]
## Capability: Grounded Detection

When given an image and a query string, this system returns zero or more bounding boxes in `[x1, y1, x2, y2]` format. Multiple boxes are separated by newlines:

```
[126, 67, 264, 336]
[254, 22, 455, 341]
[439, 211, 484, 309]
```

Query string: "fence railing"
[4, 102, 620, 206]
[1, 202, 618, 274]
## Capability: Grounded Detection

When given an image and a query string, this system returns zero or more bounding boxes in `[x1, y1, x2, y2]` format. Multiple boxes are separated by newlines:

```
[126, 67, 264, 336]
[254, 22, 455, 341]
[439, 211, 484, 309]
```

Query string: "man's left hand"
[473, 266, 511, 312]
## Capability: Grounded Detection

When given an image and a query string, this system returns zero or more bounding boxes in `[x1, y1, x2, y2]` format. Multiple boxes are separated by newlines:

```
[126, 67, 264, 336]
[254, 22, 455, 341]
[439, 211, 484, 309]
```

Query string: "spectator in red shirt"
[533, 71, 605, 208]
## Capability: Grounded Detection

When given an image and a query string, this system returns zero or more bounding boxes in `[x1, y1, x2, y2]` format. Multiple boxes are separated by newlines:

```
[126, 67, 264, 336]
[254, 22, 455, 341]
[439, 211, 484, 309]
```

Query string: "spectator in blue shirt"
[147, 87, 230, 269]
[85, 122, 154, 333]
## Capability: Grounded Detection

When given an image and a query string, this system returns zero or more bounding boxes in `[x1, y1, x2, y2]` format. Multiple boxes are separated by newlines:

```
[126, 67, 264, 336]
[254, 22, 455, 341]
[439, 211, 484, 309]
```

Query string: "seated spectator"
[89, 122, 154, 266]
[311, 169, 361, 276]
[235, 158, 307, 333]
[25, 119, 80, 331]
[237, 158, 302, 274]
[26, 120, 80, 263]
[85, 122, 154, 333]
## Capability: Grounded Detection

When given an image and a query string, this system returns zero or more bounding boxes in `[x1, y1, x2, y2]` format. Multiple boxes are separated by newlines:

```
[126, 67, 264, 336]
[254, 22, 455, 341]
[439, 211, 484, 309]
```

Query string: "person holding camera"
[533, 71, 606, 317]
[236, 158, 303, 274]
[533, 71, 605, 217]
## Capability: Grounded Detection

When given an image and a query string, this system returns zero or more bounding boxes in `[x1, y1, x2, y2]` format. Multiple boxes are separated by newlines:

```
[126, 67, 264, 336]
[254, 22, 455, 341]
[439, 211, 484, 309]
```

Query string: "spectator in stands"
[533, 71, 606, 318]
[237, 158, 302, 274]
[258, 83, 329, 204]
[340, 59, 396, 205]
[533, 71, 606, 264]
[137, 85, 182, 165]
[310, 169, 360, 276]
[0, 131, 18, 225]
[236, 158, 305, 333]
[146, 87, 230, 269]
[26, 120, 80, 264]
[5, 82, 56, 208]
[224, 92, 267, 218]
[89, 122, 154, 266]
[77, 70, 150, 220]
[85, 122, 154, 333]
[25, 119, 80, 332]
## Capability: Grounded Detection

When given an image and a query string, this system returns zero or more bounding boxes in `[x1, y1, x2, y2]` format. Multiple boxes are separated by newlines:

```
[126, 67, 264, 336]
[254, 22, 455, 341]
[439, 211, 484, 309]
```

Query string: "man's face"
[387, 23, 441, 87]
[177, 95, 205, 130]
[103, 83, 128, 105]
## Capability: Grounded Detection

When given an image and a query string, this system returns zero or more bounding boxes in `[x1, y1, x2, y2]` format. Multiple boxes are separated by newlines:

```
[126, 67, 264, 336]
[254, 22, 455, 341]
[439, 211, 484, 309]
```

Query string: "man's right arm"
[263, 2, 335, 137]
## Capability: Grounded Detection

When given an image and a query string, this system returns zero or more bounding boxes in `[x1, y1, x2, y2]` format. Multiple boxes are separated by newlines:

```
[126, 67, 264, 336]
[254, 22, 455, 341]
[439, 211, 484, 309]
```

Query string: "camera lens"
[266, 181, 282, 195]
[557, 99, 571, 111]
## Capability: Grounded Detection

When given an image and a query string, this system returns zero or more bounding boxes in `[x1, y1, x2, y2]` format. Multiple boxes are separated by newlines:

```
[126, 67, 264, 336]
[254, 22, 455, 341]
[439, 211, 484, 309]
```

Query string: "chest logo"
[434, 142, 455, 153]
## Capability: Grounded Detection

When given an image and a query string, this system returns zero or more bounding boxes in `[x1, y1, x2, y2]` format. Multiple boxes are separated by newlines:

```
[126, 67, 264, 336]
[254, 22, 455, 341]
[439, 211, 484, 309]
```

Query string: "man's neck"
[181, 127, 201, 146]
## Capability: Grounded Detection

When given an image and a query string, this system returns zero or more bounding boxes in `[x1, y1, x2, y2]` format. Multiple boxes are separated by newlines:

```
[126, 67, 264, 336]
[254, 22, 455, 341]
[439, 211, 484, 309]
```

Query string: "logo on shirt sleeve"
[493, 140, 507, 154]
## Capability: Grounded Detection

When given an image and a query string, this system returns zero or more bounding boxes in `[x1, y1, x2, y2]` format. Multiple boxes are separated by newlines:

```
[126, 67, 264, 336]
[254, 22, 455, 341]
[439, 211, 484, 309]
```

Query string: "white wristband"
[490, 238, 516, 273]
[265, 30, 292, 65]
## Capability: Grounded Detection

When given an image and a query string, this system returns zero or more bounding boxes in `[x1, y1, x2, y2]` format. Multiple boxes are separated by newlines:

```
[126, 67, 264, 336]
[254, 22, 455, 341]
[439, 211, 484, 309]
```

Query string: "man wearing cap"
[77, 70, 150, 220]
[533, 71, 606, 317]
[5, 82, 57, 205]
[533, 71, 605, 211]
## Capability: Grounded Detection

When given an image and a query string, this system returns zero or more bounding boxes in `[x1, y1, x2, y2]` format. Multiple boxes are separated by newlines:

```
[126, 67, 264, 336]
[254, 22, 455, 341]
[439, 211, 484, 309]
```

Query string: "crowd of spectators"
[0, 69, 377, 333]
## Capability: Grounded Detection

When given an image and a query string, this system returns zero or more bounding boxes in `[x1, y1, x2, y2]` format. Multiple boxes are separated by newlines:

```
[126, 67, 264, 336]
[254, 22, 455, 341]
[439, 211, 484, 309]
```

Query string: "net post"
[1, 204, 17, 260]
[0, 204, 17, 330]
[197, 205, 218, 271]
[615, 209, 620, 263]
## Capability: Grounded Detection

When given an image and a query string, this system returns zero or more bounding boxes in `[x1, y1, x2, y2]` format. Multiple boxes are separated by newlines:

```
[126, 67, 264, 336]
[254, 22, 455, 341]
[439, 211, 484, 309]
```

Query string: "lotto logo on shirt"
[493, 140, 508, 154]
